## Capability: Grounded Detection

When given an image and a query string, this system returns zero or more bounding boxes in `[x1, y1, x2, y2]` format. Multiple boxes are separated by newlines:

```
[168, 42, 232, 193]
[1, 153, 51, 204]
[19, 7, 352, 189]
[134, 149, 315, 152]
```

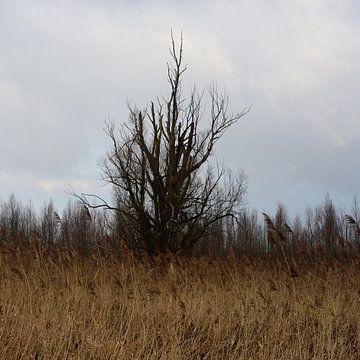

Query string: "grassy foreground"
[0, 244, 359, 359]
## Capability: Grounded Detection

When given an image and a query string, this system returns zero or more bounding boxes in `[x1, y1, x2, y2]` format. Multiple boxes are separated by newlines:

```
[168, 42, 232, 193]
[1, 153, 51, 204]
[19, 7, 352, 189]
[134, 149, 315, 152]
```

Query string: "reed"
[0, 244, 359, 359]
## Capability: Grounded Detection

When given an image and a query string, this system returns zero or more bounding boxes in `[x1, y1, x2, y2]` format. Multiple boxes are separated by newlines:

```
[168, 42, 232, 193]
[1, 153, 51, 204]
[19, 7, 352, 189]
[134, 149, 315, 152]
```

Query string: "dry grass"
[0, 245, 360, 359]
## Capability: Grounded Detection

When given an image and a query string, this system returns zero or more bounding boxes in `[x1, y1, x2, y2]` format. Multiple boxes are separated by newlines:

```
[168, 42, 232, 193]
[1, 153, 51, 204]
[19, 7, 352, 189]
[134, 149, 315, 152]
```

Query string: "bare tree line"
[1, 193, 360, 259]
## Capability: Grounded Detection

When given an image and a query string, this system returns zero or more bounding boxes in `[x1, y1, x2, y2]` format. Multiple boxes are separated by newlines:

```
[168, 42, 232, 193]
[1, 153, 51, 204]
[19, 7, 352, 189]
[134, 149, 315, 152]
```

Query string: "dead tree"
[78, 34, 248, 255]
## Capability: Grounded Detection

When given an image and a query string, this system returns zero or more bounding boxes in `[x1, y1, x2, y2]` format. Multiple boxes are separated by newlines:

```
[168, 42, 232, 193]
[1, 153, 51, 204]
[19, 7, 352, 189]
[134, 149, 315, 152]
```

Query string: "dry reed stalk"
[0, 245, 360, 359]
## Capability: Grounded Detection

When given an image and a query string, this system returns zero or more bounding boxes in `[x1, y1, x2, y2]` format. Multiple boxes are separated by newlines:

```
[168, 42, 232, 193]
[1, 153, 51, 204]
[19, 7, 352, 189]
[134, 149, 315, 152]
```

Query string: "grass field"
[0, 244, 359, 359]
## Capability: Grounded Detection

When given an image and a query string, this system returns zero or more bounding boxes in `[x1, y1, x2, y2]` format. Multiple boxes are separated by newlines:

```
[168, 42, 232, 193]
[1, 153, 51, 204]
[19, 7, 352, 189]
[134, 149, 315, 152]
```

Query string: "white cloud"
[37, 178, 94, 193]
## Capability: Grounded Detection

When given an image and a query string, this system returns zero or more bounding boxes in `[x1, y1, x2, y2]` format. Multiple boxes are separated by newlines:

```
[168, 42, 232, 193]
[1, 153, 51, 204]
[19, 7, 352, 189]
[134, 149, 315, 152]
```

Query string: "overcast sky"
[0, 0, 359, 217]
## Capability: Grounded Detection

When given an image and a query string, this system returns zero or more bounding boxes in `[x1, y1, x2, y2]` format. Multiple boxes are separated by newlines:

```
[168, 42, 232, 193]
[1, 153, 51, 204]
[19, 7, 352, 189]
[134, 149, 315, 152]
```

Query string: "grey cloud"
[0, 0, 359, 216]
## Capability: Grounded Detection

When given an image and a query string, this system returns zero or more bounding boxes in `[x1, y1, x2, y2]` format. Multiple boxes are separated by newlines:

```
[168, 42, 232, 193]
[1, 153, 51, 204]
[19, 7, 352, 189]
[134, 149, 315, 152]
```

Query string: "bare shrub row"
[0, 193, 359, 259]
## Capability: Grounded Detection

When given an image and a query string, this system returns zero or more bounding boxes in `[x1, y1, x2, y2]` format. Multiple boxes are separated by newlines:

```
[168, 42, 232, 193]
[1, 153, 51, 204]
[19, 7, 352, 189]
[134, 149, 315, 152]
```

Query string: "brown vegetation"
[1, 242, 360, 359]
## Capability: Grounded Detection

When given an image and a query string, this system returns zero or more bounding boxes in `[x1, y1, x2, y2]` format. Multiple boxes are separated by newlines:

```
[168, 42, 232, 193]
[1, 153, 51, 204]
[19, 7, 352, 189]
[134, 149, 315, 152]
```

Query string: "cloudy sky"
[0, 0, 359, 217]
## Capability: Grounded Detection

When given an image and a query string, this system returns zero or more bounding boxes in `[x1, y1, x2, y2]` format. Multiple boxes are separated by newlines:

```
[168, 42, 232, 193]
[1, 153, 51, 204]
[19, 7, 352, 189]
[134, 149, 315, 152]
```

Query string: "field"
[0, 244, 359, 359]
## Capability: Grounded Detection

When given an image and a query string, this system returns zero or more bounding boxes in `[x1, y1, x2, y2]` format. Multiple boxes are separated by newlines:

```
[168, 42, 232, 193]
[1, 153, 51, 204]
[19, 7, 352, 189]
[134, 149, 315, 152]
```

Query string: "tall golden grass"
[0, 243, 359, 359]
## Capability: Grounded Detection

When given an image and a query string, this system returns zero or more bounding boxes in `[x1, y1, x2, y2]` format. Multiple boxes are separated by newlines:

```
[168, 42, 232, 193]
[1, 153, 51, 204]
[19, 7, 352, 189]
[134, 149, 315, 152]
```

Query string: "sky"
[0, 0, 359, 218]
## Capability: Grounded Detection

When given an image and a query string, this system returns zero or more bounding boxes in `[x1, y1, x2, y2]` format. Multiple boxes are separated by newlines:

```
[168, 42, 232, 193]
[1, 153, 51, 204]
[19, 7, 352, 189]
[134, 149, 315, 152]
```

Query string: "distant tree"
[236, 209, 265, 256]
[40, 200, 58, 245]
[77, 34, 248, 255]
[274, 203, 293, 254]
[320, 194, 339, 253]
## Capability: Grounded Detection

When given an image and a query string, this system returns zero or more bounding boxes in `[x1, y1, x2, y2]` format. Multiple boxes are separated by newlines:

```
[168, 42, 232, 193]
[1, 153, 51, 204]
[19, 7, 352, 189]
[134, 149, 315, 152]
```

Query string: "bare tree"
[77, 34, 248, 255]
[235, 209, 265, 256]
[319, 194, 340, 253]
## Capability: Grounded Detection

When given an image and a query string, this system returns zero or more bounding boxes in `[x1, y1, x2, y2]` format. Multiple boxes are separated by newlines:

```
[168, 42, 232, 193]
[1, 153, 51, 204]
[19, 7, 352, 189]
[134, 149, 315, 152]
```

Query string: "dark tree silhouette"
[77, 34, 249, 255]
